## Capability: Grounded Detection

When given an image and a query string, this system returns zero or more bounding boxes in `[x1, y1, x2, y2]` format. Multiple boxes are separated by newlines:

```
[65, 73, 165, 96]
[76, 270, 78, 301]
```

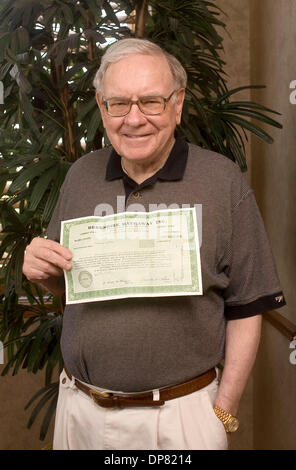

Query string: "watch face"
[228, 418, 239, 432]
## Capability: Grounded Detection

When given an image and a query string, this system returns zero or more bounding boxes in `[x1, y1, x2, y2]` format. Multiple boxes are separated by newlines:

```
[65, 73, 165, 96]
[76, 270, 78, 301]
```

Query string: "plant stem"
[135, 0, 148, 38]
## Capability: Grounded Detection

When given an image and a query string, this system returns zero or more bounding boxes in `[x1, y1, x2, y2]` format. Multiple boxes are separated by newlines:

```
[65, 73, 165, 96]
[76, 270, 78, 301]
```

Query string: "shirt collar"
[105, 135, 189, 183]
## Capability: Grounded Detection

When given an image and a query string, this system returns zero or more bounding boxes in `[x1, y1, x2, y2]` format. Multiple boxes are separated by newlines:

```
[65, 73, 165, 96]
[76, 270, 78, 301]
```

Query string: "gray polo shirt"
[47, 138, 285, 392]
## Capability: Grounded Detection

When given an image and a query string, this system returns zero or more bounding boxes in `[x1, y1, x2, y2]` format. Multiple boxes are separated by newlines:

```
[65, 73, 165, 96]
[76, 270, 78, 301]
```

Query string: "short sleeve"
[223, 190, 286, 320]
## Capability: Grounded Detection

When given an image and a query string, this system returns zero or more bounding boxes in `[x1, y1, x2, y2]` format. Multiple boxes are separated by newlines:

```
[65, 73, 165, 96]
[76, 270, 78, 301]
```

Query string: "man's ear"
[96, 92, 106, 128]
[175, 88, 185, 126]
[96, 92, 103, 111]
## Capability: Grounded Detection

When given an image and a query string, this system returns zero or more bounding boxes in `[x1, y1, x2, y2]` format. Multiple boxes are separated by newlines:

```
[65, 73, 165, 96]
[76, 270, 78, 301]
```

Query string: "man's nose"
[124, 102, 147, 125]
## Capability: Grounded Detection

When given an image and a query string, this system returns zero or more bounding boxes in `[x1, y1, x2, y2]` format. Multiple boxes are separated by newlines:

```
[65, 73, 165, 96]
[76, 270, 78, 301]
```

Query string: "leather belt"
[64, 367, 216, 408]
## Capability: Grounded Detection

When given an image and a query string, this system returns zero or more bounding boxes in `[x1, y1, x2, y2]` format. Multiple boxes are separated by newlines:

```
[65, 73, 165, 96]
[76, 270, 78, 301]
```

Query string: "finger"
[25, 243, 72, 271]
[31, 258, 65, 277]
[42, 238, 72, 260]
[24, 267, 62, 283]
[28, 237, 72, 260]
[38, 247, 72, 271]
[23, 257, 65, 281]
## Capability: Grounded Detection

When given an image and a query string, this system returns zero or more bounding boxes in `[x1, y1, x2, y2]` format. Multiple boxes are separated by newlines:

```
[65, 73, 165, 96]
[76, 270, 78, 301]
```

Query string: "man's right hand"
[22, 237, 72, 294]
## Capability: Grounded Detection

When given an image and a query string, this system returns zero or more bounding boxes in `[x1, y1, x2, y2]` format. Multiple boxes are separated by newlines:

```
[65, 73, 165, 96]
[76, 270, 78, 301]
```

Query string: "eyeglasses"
[102, 90, 177, 117]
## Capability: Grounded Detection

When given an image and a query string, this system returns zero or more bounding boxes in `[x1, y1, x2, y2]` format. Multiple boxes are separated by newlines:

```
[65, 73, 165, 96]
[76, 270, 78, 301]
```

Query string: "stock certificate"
[61, 208, 202, 304]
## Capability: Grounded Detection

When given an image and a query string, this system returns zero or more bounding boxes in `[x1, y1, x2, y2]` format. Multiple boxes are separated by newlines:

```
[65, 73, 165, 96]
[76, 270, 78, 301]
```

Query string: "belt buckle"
[89, 389, 114, 408]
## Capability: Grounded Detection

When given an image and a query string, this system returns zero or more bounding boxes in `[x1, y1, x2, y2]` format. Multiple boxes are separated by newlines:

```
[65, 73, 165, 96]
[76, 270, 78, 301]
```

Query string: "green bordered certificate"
[61, 208, 202, 304]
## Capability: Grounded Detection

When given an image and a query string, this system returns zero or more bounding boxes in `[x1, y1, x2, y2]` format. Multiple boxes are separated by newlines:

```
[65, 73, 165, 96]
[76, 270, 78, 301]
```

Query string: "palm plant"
[0, 0, 282, 441]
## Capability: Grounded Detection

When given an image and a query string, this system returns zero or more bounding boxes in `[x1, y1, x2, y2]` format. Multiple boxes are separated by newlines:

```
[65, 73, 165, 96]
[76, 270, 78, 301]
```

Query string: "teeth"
[125, 134, 148, 138]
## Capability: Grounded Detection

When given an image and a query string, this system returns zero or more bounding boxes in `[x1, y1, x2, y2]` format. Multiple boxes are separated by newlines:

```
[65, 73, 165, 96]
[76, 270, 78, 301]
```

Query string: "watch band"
[213, 405, 239, 433]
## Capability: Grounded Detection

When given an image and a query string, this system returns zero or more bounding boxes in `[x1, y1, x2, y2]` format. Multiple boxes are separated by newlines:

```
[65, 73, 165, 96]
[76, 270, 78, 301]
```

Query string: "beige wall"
[253, 321, 296, 449]
[250, 0, 296, 450]
[0, 349, 55, 449]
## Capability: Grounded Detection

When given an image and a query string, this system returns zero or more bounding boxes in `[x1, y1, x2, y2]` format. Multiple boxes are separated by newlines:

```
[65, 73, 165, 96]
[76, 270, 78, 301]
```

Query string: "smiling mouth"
[124, 134, 152, 138]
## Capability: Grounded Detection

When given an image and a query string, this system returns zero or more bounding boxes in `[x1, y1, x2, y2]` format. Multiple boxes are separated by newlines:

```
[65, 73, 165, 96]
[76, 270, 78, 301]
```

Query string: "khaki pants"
[53, 369, 228, 450]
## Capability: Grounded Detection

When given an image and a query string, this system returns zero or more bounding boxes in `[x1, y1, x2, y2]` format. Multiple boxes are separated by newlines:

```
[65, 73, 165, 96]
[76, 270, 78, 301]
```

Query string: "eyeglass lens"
[106, 96, 165, 116]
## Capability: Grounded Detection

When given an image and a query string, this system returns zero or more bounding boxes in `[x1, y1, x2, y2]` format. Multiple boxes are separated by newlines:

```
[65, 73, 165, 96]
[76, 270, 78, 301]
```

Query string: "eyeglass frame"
[101, 90, 178, 117]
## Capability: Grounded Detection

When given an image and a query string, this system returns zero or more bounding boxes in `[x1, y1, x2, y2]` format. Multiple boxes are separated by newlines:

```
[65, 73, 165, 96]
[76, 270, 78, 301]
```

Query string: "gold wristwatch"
[213, 405, 239, 433]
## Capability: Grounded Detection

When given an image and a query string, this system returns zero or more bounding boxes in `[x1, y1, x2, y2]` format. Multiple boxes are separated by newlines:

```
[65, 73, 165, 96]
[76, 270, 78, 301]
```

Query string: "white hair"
[93, 38, 187, 95]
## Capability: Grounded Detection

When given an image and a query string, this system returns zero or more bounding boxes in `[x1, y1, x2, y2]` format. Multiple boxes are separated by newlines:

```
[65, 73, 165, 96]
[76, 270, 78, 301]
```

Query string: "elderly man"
[23, 38, 285, 450]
